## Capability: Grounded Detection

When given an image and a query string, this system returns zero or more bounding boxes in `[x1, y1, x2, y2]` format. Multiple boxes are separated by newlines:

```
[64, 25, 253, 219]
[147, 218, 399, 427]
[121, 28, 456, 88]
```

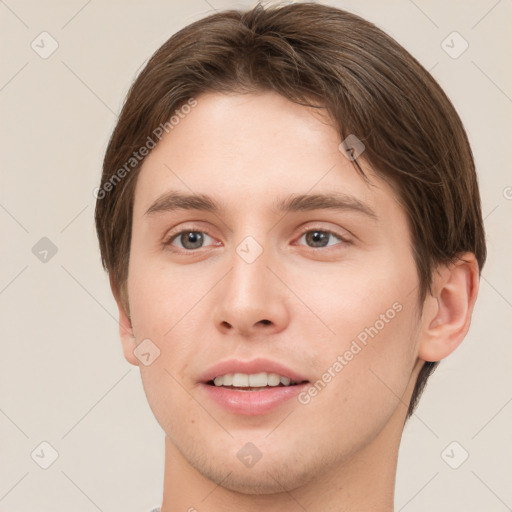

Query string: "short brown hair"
[95, 2, 486, 418]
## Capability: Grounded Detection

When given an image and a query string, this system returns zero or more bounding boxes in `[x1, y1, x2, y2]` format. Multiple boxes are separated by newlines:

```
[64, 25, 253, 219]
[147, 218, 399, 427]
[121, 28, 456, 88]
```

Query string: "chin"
[203, 465, 309, 495]
[189, 443, 324, 495]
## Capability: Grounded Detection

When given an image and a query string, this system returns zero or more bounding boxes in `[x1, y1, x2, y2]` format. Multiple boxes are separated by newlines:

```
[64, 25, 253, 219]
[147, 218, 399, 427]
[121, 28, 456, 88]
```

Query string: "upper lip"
[199, 358, 309, 384]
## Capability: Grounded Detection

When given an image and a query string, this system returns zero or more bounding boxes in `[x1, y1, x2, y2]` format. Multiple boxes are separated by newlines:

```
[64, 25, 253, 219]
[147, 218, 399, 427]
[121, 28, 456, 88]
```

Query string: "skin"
[113, 91, 479, 511]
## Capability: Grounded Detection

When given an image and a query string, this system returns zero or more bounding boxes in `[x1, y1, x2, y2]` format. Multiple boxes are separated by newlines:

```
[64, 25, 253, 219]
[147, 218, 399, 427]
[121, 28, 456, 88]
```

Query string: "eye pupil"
[306, 231, 329, 247]
[181, 231, 204, 249]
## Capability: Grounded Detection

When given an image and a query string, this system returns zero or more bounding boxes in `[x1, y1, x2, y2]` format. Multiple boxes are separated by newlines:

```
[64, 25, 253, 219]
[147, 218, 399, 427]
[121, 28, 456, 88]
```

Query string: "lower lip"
[200, 383, 309, 416]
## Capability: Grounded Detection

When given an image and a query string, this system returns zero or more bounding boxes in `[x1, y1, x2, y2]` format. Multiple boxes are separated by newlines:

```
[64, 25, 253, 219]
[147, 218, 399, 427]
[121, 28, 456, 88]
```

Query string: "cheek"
[127, 252, 198, 339]
[297, 301, 418, 443]
[289, 252, 416, 345]
[290, 255, 419, 412]
[126, 247, 221, 415]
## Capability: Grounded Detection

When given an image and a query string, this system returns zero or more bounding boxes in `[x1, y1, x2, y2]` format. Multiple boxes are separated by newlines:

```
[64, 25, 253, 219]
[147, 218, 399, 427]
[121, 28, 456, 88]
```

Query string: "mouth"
[199, 359, 311, 415]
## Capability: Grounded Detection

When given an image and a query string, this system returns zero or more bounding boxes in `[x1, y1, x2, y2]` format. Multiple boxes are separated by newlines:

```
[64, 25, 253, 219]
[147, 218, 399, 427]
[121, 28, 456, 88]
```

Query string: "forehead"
[132, 91, 401, 222]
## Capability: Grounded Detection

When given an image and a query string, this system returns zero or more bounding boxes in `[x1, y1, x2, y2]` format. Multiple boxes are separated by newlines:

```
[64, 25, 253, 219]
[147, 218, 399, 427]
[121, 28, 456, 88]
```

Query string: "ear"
[418, 253, 480, 362]
[110, 275, 139, 366]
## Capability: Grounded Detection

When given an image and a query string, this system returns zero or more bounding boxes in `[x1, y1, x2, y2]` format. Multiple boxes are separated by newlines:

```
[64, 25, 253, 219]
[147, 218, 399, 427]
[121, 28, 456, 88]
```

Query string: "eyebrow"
[145, 190, 378, 220]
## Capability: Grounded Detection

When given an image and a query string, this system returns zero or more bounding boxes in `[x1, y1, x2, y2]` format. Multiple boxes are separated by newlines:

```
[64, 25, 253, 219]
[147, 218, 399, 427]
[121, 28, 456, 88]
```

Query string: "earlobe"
[110, 276, 140, 367]
[418, 253, 480, 363]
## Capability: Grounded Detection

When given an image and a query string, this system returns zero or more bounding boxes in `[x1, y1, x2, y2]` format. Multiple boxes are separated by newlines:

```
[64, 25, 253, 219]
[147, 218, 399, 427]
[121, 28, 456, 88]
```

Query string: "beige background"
[1, 0, 511, 511]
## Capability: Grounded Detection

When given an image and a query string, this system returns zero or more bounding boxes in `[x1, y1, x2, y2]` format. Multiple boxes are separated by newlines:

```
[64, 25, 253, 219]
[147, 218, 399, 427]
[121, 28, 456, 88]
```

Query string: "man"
[95, 3, 486, 510]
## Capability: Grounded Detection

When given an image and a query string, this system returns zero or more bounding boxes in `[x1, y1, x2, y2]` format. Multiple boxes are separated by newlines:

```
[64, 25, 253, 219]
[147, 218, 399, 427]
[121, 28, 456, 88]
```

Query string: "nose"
[212, 242, 290, 338]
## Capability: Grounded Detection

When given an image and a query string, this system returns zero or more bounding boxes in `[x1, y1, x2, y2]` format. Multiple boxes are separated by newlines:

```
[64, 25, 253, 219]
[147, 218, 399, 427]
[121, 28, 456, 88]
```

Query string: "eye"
[164, 227, 350, 253]
[295, 229, 348, 249]
[166, 230, 217, 251]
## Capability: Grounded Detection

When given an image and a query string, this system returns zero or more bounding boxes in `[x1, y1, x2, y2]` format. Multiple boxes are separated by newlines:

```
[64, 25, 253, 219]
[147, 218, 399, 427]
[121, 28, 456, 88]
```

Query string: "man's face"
[123, 91, 423, 493]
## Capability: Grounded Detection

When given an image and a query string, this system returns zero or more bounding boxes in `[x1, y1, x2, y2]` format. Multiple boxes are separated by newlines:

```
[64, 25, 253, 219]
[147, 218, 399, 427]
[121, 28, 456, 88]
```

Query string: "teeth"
[267, 373, 280, 386]
[212, 372, 298, 387]
[248, 372, 267, 387]
[233, 373, 249, 387]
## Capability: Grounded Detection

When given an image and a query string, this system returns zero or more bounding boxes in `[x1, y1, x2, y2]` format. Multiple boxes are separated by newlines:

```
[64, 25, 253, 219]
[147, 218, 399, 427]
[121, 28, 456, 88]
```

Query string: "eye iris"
[181, 231, 204, 249]
[306, 231, 329, 247]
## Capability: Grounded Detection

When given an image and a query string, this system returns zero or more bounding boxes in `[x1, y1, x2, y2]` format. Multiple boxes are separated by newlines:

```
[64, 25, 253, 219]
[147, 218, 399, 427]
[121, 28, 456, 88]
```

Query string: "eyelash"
[163, 224, 351, 252]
